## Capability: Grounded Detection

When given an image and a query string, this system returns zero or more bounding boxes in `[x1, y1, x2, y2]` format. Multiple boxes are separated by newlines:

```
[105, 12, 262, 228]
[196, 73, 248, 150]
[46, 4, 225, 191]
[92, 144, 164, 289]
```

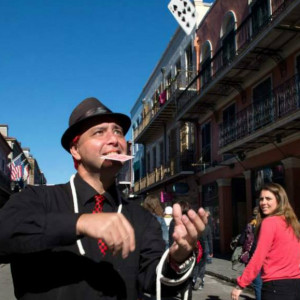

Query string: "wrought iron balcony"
[133, 69, 197, 144]
[133, 150, 195, 193]
[176, 0, 299, 119]
[219, 74, 300, 149]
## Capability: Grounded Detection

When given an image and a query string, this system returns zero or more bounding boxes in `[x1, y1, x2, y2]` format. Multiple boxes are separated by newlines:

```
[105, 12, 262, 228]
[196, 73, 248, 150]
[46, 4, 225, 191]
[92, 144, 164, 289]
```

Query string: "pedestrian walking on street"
[164, 206, 173, 229]
[192, 208, 213, 291]
[143, 195, 169, 249]
[231, 183, 300, 300]
[0, 97, 207, 300]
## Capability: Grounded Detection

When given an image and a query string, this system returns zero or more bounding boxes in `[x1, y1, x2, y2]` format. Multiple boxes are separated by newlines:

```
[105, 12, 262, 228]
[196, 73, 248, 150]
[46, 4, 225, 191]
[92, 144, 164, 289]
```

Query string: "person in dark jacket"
[0, 97, 207, 300]
[192, 209, 213, 290]
[237, 207, 262, 300]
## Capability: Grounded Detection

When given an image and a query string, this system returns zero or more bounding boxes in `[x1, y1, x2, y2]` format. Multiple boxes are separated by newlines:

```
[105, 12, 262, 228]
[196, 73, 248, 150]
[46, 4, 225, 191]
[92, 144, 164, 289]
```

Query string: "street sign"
[168, 0, 197, 35]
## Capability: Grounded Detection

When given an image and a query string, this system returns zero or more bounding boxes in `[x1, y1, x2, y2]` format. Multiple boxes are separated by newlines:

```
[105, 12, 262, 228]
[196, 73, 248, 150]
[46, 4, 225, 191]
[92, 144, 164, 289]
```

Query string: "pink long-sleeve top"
[237, 216, 300, 288]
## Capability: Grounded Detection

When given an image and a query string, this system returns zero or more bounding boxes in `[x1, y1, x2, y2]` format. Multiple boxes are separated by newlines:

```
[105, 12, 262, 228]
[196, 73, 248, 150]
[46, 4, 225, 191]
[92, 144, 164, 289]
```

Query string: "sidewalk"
[206, 257, 245, 284]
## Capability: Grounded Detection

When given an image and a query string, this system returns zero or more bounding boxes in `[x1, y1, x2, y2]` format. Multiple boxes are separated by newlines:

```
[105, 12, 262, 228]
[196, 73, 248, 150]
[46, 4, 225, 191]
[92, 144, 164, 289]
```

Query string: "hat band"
[74, 106, 112, 124]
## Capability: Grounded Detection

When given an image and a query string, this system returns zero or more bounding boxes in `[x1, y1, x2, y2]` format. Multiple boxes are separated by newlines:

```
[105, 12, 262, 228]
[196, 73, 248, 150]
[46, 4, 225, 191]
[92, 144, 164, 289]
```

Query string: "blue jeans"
[252, 272, 262, 300]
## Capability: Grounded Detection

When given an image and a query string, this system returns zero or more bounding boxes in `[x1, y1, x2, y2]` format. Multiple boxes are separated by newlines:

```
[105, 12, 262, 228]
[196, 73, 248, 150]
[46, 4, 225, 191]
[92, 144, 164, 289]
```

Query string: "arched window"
[201, 41, 212, 86]
[221, 12, 236, 66]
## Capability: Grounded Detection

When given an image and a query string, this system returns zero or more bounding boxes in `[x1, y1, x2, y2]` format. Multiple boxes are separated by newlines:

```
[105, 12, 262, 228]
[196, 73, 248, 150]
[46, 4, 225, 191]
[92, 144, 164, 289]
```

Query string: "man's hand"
[169, 204, 207, 263]
[76, 213, 135, 258]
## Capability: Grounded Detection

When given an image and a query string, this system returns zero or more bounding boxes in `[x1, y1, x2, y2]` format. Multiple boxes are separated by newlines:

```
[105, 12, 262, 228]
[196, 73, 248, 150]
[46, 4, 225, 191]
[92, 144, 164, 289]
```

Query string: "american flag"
[10, 154, 24, 181]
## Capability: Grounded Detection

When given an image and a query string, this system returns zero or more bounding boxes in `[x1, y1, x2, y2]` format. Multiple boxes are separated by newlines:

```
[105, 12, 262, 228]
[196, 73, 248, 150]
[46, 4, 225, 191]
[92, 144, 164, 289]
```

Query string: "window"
[180, 122, 195, 153]
[166, 72, 172, 99]
[201, 41, 212, 86]
[159, 141, 164, 166]
[253, 77, 272, 104]
[169, 128, 178, 159]
[185, 43, 193, 70]
[252, 77, 273, 129]
[174, 59, 182, 90]
[152, 147, 157, 170]
[201, 122, 211, 165]
[180, 123, 188, 153]
[222, 104, 236, 157]
[223, 103, 236, 126]
[251, 0, 270, 37]
[147, 152, 150, 173]
[185, 43, 194, 83]
[176, 59, 181, 74]
[222, 13, 236, 65]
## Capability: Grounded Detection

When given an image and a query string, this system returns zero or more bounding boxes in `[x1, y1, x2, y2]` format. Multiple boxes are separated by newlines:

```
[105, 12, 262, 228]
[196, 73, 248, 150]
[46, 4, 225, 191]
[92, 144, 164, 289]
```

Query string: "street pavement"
[0, 257, 255, 300]
[0, 264, 15, 300]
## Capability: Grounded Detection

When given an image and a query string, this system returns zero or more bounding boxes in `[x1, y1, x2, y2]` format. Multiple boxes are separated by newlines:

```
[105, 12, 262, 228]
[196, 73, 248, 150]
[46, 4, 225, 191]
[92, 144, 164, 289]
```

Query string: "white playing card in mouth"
[100, 154, 134, 162]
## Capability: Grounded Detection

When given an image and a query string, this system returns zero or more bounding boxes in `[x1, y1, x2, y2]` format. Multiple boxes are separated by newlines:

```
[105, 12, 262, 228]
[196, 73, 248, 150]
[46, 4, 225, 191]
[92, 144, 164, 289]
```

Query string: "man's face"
[71, 122, 127, 176]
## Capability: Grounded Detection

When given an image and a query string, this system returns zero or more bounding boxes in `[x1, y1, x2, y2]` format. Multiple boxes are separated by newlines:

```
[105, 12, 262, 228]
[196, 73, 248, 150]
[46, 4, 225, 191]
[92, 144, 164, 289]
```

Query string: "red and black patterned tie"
[93, 195, 108, 256]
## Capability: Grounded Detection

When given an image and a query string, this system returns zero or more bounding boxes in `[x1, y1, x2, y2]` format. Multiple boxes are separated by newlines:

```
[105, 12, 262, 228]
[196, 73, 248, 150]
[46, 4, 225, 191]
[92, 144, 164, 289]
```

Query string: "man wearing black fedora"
[0, 97, 207, 300]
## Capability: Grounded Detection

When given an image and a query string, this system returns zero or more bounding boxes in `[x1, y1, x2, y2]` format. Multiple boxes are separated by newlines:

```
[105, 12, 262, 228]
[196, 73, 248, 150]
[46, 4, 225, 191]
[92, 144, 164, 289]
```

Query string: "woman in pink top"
[231, 183, 300, 300]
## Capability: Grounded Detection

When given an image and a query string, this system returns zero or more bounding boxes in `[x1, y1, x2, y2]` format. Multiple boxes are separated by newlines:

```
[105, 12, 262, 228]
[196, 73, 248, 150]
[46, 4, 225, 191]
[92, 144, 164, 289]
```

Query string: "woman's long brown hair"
[257, 183, 300, 240]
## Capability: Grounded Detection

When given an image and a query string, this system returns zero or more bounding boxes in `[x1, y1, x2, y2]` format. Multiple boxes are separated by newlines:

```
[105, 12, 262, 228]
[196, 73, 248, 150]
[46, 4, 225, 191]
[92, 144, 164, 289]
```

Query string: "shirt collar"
[73, 173, 121, 208]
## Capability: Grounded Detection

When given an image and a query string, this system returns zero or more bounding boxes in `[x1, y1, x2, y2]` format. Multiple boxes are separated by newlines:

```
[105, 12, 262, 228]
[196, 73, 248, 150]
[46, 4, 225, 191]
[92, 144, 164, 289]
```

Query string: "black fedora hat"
[61, 97, 131, 152]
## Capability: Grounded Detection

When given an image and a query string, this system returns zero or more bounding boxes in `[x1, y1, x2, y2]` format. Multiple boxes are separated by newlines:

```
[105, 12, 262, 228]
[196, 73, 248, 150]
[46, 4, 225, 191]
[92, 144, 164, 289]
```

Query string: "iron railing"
[133, 150, 195, 193]
[219, 74, 300, 147]
[133, 69, 197, 141]
[177, 0, 293, 112]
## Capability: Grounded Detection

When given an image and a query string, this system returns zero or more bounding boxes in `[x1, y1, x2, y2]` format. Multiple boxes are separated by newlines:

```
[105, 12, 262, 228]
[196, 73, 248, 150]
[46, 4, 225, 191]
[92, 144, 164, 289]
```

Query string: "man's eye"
[95, 130, 104, 135]
[114, 129, 124, 136]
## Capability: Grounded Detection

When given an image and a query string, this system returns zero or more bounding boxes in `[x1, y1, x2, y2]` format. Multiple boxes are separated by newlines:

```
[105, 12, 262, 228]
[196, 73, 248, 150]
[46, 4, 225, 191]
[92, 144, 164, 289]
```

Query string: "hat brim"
[61, 113, 131, 152]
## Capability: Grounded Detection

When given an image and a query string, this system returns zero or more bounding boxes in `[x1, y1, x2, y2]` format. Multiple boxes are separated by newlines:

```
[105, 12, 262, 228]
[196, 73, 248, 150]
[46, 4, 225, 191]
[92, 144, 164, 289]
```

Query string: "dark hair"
[177, 200, 191, 215]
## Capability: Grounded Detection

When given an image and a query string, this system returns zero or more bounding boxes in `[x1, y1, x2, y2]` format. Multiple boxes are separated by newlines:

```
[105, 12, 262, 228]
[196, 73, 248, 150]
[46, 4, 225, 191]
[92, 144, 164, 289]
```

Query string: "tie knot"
[94, 194, 105, 203]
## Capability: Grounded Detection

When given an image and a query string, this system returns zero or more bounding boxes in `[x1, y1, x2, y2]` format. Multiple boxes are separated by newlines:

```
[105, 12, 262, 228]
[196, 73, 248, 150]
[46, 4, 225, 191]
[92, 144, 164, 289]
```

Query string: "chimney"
[0, 124, 8, 137]
[194, 0, 211, 26]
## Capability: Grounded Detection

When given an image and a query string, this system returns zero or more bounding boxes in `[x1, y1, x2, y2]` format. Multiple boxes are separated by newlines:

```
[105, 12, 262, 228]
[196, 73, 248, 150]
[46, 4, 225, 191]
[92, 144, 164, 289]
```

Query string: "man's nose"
[106, 131, 118, 144]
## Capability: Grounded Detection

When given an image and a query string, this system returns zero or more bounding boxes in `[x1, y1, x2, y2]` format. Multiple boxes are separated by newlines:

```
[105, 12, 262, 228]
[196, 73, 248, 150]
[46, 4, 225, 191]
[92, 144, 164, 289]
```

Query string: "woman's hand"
[231, 287, 242, 300]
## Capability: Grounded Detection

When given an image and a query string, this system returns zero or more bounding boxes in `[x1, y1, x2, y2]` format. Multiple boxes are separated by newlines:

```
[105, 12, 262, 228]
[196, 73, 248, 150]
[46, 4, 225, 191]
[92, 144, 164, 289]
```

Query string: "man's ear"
[70, 144, 81, 161]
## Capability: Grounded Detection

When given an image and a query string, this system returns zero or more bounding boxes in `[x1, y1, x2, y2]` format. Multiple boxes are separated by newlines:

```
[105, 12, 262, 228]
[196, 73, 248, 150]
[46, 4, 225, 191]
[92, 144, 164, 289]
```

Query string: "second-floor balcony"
[176, 0, 300, 121]
[134, 150, 195, 194]
[133, 69, 197, 144]
[219, 74, 300, 153]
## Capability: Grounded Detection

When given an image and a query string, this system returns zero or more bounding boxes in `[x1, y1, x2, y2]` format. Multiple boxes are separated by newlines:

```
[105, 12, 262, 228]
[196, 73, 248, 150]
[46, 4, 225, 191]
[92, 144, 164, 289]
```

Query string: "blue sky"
[0, 0, 212, 184]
